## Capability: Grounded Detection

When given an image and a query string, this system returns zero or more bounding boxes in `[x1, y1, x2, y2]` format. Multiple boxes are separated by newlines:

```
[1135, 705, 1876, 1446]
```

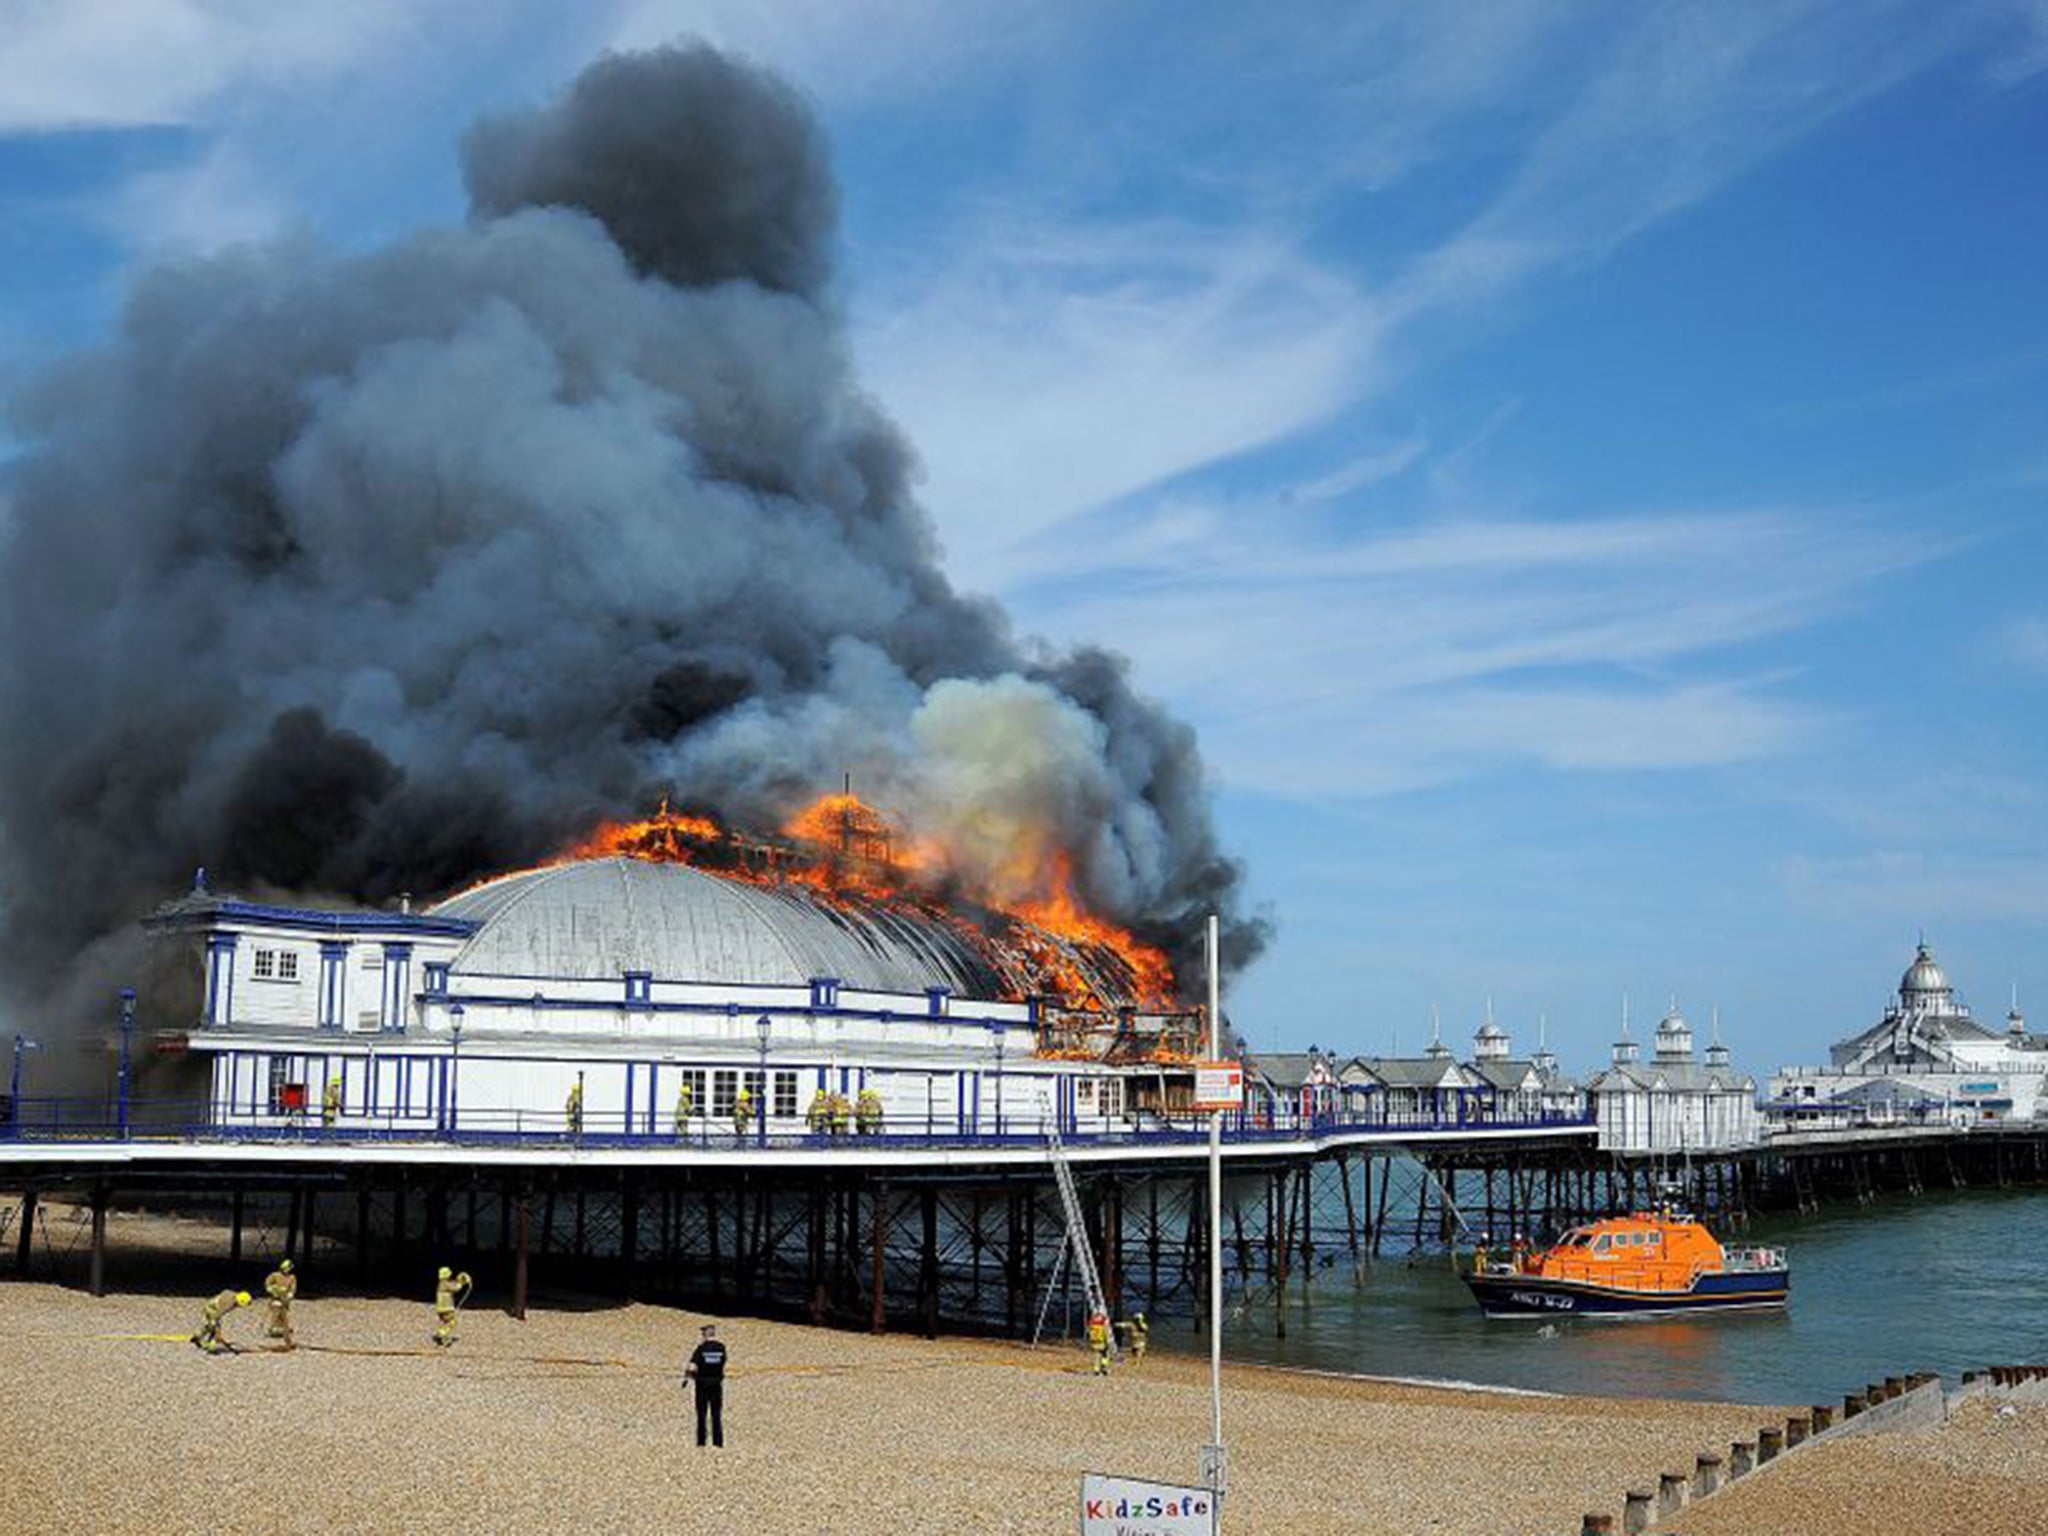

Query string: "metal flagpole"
[1205, 912, 1226, 1516]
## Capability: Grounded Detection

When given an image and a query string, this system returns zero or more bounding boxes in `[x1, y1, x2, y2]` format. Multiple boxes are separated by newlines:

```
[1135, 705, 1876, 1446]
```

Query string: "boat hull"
[1464, 1269, 1790, 1320]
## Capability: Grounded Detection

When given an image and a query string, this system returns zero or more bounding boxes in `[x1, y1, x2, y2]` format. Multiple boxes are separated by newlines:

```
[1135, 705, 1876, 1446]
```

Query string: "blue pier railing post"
[117, 989, 136, 1139]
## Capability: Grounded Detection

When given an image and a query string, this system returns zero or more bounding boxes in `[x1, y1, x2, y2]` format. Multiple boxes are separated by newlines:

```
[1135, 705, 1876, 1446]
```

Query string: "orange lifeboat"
[1464, 1209, 1789, 1319]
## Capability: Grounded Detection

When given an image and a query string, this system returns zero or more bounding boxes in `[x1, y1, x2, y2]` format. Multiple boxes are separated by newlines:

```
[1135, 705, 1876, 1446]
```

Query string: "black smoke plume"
[0, 42, 1267, 1070]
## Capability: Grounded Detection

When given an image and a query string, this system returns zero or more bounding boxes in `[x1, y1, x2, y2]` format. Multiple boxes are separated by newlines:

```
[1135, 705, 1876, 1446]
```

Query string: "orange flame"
[564, 798, 721, 860]
[1013, 851, 1179, 1010]
[537, 793, 1180, 1017]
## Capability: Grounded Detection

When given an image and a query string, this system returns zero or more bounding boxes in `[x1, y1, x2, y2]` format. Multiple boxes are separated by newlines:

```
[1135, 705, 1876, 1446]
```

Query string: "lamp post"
[993, 1022, 1007, 1137]
[448, 1002, 465, 1138]
[755, 1014, 772, 1149]
[1205, 914, 1227, 1516]
[9, 1034, 40, 1137]
[117, 988, 136, 1138]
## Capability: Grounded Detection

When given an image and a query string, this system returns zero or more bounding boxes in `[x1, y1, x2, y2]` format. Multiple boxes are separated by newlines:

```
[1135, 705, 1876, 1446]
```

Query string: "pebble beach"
[4, 1201, 2044, 1534]
[0, 1275, 1770, 1536]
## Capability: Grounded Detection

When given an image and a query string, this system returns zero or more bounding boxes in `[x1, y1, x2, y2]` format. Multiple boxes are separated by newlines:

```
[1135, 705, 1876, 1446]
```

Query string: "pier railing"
[0, 1095, 1593, 1151]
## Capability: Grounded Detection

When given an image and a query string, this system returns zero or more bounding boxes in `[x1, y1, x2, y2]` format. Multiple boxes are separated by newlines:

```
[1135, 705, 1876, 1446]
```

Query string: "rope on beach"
[88, 1336, 1099, 1378]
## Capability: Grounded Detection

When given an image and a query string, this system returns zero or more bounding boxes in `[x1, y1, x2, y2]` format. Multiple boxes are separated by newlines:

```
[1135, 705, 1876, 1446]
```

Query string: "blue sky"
[3, 1, 2047, 1073]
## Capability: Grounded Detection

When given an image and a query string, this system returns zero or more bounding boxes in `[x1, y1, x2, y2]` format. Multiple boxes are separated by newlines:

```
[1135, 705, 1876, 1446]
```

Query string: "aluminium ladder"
[1031, 1090, 1118, 1359]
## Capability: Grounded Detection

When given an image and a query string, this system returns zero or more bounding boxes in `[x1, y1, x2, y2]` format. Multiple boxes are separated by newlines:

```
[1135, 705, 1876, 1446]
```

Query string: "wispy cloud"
[2010, 616, 2048, 674]
[864, 4, 2011, 597]
[0, 2, 414, 133]
[1783, 850, 2048, 925]
[860, 218, 1379, 590]
[1017, 504, 1940, 798]
[1287, 438, 1426, 504]
[607, 0, 1062, 107]
[1756, 343, 2048, 427]
[1386, 1, 1983, 321]
[1985, 0, 2048, 85]
[105, 140, 291, 255]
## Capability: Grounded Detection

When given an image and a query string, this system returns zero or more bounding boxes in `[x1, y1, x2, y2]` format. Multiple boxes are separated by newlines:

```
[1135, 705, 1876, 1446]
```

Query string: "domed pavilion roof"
[1900, 942, 1952, 1003]
[432, 857, 1008, 997]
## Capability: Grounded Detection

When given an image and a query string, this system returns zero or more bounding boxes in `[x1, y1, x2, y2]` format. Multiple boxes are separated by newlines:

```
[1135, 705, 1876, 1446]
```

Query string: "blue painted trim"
[422, 991, 1027, 1030]
[154, 901, 478, 938]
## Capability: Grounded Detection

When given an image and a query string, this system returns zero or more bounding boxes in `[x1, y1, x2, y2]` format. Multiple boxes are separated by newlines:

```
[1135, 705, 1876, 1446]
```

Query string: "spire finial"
[1429, 1005, 1441, 1045]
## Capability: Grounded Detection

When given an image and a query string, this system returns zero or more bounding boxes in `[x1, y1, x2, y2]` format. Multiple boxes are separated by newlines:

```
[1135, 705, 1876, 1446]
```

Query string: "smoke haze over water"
[0, 42, 1265, 1057]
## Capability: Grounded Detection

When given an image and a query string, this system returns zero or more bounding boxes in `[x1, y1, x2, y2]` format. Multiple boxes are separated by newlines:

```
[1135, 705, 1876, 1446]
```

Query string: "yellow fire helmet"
[438, 1266, 452, 1280]
[280, 1259, 293, 1273]
[235, 1291, 252, 1307]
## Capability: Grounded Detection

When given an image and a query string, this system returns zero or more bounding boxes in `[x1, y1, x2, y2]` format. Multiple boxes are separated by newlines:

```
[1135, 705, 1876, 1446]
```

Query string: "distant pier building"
[1585, 1005, 1760, 1153]
[1771, 941, 2047, 1127]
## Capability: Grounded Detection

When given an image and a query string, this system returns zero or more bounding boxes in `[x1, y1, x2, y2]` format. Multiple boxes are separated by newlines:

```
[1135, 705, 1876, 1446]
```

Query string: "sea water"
[1213, 1185, 2048, 1404]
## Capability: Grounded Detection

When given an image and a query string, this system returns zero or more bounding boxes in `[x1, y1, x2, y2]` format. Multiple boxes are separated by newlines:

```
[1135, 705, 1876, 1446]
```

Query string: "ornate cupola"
[1654, 999, 1695, 1063]
[1425, 1008, 1452, 1060]
[1899, 940, 1953, 1010]
[1612, 1000, 1639, 1066]
[1704, 1008, 1731, 1069]
[1473, 998, 1510, 1062]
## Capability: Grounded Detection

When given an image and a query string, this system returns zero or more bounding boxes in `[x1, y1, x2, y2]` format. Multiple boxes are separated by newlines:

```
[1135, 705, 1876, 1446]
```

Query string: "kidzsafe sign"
[1079, 1473, 1217, 1536]
[1190, 1062, 1243, 1112]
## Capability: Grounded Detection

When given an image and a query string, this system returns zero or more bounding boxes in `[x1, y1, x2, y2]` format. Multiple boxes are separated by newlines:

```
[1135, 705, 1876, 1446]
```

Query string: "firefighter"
[805, 1088, 831, 1134]
[263, 1258, 297, 1348]
[322, 1077, 342, 1130]
[1128, 1311, 1148, 1363]
[565, 1080, 584, 1138]
[191, 1288, 251, 1354]
[673, 1080, 694, 1137]
[1087, 1311, 1112, 1376]
[432, 1265, 472, 1348]
[732, 1085, 754, 1139]
[855, 1087, 884, 1136]
[828, 1091, 852, 1137]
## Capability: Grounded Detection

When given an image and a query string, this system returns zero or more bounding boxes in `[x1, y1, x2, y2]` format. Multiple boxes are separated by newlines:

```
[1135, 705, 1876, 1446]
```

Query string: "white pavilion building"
[141, 857, 1206, 1140]
[1770, 941, 2047, 1127]
[1585, 1005, 1760, 1153]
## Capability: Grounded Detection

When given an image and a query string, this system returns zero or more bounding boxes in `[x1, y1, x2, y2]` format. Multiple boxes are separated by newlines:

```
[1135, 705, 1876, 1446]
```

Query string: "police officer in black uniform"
[686, 1322, 729, 1447]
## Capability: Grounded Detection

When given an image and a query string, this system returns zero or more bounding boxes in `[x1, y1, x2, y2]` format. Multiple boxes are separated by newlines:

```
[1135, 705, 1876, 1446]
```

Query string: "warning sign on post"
[1190, 1061, 1243, 1112]
[1079, 1473, 1217, 1536]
